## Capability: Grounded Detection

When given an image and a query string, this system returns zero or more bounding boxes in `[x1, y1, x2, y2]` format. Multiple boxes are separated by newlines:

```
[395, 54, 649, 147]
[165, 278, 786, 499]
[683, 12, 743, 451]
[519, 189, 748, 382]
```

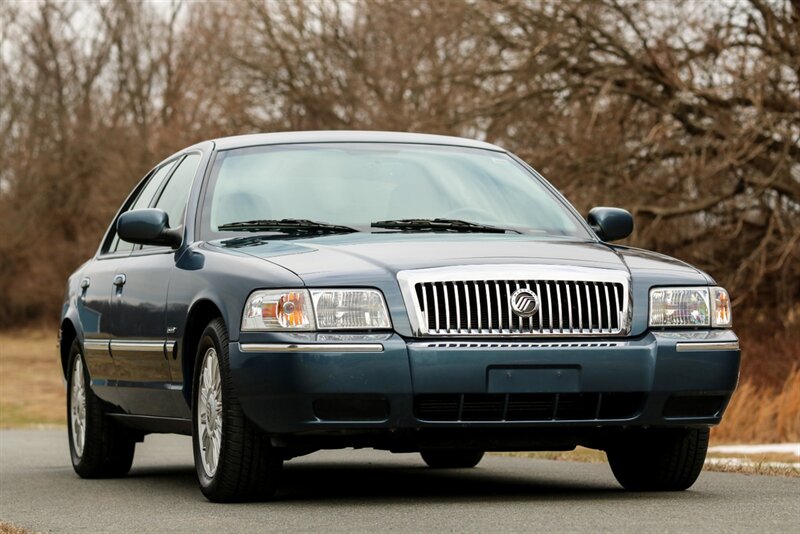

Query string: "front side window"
[202, 143, 591, 240]
[134, 153, 203, 252]
[154, 153, 202, 230]
[107, 160, 178, 254]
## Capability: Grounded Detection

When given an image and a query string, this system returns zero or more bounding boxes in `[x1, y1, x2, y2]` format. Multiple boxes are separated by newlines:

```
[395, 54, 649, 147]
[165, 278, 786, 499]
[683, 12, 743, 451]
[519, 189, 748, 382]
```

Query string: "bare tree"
[0, 0, 797, 328]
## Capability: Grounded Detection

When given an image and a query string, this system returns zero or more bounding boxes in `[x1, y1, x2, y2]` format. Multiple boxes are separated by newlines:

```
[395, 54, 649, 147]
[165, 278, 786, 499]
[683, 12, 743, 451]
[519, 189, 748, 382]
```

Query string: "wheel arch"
[59, 317, 80, 378]
[181, 299, 225, 406]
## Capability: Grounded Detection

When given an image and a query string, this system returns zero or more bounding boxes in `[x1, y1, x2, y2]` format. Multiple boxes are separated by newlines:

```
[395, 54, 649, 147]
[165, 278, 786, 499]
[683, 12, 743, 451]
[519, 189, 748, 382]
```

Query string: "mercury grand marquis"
[60, 131, 740, 501]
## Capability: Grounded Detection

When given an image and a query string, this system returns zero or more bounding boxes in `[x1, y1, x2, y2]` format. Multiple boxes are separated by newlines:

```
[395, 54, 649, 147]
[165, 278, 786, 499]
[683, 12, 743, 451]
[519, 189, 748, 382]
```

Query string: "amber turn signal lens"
[242, 289, 314, 331]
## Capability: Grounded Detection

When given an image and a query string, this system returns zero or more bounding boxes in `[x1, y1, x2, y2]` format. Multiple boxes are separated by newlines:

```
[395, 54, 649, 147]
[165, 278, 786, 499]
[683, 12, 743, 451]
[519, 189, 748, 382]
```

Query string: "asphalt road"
[1, 430, 798, 533]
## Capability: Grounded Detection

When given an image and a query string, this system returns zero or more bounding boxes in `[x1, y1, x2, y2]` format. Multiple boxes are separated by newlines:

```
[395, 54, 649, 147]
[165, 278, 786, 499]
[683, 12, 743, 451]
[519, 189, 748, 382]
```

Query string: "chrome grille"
[398, 265, 630, 337]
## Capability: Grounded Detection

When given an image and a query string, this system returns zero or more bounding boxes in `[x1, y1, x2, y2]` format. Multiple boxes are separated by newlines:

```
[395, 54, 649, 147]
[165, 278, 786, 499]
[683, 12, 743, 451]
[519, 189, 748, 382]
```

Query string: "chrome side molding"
[675, 341, 740, 352]
[84, 338, 176, 358]
[238, 343, 384, 353]
[110, 341, 164, 353]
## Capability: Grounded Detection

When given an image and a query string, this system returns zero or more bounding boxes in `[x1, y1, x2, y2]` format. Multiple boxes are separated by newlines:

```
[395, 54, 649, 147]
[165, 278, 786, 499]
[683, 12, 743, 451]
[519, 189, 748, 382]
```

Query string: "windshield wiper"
[218, 219, 359, 235]
[371, 218, 519, 234]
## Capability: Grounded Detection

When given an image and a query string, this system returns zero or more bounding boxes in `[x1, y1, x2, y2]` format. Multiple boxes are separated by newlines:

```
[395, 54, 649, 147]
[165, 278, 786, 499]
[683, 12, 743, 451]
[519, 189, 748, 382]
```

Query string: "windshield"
[202, 143, 592, 239]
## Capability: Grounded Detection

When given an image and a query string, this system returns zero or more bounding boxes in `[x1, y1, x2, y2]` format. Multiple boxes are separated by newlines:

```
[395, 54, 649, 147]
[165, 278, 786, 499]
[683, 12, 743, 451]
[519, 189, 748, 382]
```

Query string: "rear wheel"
[606, 427, 709, 491]
[67, 339, 136, 478]
[192, 318, 283, 502]
[420, 450, 485, 468]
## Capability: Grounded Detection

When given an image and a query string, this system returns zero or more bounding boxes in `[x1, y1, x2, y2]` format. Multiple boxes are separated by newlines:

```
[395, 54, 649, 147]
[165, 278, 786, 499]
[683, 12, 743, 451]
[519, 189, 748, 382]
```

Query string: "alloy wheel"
[70, 356, 87, 457]
[197, 347, 223, 477]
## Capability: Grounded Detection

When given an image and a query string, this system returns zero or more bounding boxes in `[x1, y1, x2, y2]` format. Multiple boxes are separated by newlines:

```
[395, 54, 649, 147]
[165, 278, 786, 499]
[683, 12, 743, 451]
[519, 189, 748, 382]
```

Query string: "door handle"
[113, 274, 127, 287]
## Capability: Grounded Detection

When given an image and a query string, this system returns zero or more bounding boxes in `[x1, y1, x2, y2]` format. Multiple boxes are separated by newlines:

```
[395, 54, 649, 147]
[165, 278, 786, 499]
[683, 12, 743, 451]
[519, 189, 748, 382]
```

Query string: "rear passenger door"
[111, 152, 203, 417]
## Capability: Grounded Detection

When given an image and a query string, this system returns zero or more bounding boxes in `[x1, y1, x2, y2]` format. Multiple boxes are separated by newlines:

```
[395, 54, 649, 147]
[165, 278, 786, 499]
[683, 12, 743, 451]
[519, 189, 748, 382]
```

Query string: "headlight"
[648, 286, 732, 328]
[242, 288, 391, 331]
[311, 289, 391, 329]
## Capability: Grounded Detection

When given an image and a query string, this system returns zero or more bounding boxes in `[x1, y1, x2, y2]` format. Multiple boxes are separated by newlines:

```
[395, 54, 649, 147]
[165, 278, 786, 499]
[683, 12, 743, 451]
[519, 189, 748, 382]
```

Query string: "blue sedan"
[60, 131, 739, 501]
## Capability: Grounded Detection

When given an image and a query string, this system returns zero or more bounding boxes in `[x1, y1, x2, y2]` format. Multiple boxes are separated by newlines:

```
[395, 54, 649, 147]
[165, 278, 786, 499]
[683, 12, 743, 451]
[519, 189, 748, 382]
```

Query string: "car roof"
[198, 131, 506, 152]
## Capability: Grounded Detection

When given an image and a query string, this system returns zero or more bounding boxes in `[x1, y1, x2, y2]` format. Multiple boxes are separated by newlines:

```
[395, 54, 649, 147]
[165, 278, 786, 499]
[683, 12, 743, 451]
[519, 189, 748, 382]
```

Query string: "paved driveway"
[1, 430, 798, 532]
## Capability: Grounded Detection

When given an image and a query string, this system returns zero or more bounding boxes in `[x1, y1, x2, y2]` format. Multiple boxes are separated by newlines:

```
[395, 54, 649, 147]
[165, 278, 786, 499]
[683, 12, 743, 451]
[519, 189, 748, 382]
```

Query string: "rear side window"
[108, 160, 178, 254]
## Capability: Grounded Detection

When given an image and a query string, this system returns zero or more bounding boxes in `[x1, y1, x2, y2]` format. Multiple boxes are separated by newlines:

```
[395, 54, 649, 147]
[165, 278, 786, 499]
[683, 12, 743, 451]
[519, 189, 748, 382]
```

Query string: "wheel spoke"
[201, 425, 211, 450]
[205, 437, 214, 469]
[197, 346, 223, 478]
[70, 355, 87, 457]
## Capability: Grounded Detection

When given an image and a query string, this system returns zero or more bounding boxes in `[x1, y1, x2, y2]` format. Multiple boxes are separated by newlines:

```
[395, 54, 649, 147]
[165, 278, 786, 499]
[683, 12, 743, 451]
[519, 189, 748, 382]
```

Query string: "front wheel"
[606, 427, 709, 491]
[192, 318, 283, 502]
[420, 450, 485, 468]
[67, 339, 136, 478]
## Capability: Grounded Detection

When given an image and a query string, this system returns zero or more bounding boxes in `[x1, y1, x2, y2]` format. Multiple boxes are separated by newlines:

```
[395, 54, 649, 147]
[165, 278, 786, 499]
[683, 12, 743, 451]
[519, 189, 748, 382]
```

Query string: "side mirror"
[587, 207, 633, 242]
[117, 208, 182, 249]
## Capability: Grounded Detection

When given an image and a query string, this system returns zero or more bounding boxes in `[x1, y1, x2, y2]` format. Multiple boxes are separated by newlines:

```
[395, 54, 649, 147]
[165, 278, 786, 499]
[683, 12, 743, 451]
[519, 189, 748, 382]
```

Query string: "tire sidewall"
[66, 341, 86, 468]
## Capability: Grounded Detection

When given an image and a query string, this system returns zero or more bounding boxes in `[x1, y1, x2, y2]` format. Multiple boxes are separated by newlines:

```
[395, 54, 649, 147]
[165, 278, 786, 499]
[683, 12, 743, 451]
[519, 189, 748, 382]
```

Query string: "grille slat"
[432, 284, 440, 331]
[453, 282, 461, 333]
[524, 281, 534, 331]
[493, 282, 502, 332]
[411, 275, 628, 337]
[594, 283, 602, 331]
[584, 283, 592, 332]
[443, 282, 451, 333]
[555, 282, 563, 333]
[505, 281, 512, 333]
[483, 282, 493, 332]
[565, 281, 574, 334]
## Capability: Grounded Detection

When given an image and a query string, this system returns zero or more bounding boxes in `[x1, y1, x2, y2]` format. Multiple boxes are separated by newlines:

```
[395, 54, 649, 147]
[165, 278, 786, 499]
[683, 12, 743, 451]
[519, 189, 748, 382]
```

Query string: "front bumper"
[229, 330, 740, 440]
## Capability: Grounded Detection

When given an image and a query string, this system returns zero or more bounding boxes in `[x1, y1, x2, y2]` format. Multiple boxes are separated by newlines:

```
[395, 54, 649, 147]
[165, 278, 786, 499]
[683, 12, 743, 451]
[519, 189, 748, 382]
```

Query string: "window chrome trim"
[397, 264, 631, 338]
[675, 341, 740, 352]
[238, 343, 384, 353]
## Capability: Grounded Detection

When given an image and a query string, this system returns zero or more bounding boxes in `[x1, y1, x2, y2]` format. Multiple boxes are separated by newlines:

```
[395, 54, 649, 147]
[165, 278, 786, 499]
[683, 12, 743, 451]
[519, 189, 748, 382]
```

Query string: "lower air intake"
[415, 392, 644, 422]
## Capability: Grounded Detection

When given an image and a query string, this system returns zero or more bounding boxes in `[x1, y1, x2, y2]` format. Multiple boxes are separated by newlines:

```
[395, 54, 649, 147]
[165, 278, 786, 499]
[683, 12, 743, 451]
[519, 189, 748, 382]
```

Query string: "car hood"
[211, 233, 709, 286]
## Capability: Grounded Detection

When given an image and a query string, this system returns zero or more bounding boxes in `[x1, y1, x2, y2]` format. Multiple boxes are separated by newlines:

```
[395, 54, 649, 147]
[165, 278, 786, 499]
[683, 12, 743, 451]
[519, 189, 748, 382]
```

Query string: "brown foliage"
[713, 367, 800, 443]
[0, 0, 798, 341]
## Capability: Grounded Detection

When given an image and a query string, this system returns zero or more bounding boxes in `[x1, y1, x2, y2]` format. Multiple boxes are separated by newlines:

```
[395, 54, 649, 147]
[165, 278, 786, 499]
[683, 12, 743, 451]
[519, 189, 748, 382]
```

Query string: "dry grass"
[712, 367, 800, 443]
[703, 459, 800, 477]
[711, 322, 800, 444]
[492, 448, 800, 478]
[492, 447, 608, 464]
[0, 329, 65, 428]
[0, 522, 32, 534]
[735, 320, 800, 390]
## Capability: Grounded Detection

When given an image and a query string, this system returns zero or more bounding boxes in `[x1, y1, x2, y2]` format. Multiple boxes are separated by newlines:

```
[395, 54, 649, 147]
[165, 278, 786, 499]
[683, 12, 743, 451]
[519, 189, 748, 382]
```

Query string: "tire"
[192, 318, 283, 502]
[606, 427, 709, 491]
[67, 339, 136, 478]
[420, 450, 485, 468]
